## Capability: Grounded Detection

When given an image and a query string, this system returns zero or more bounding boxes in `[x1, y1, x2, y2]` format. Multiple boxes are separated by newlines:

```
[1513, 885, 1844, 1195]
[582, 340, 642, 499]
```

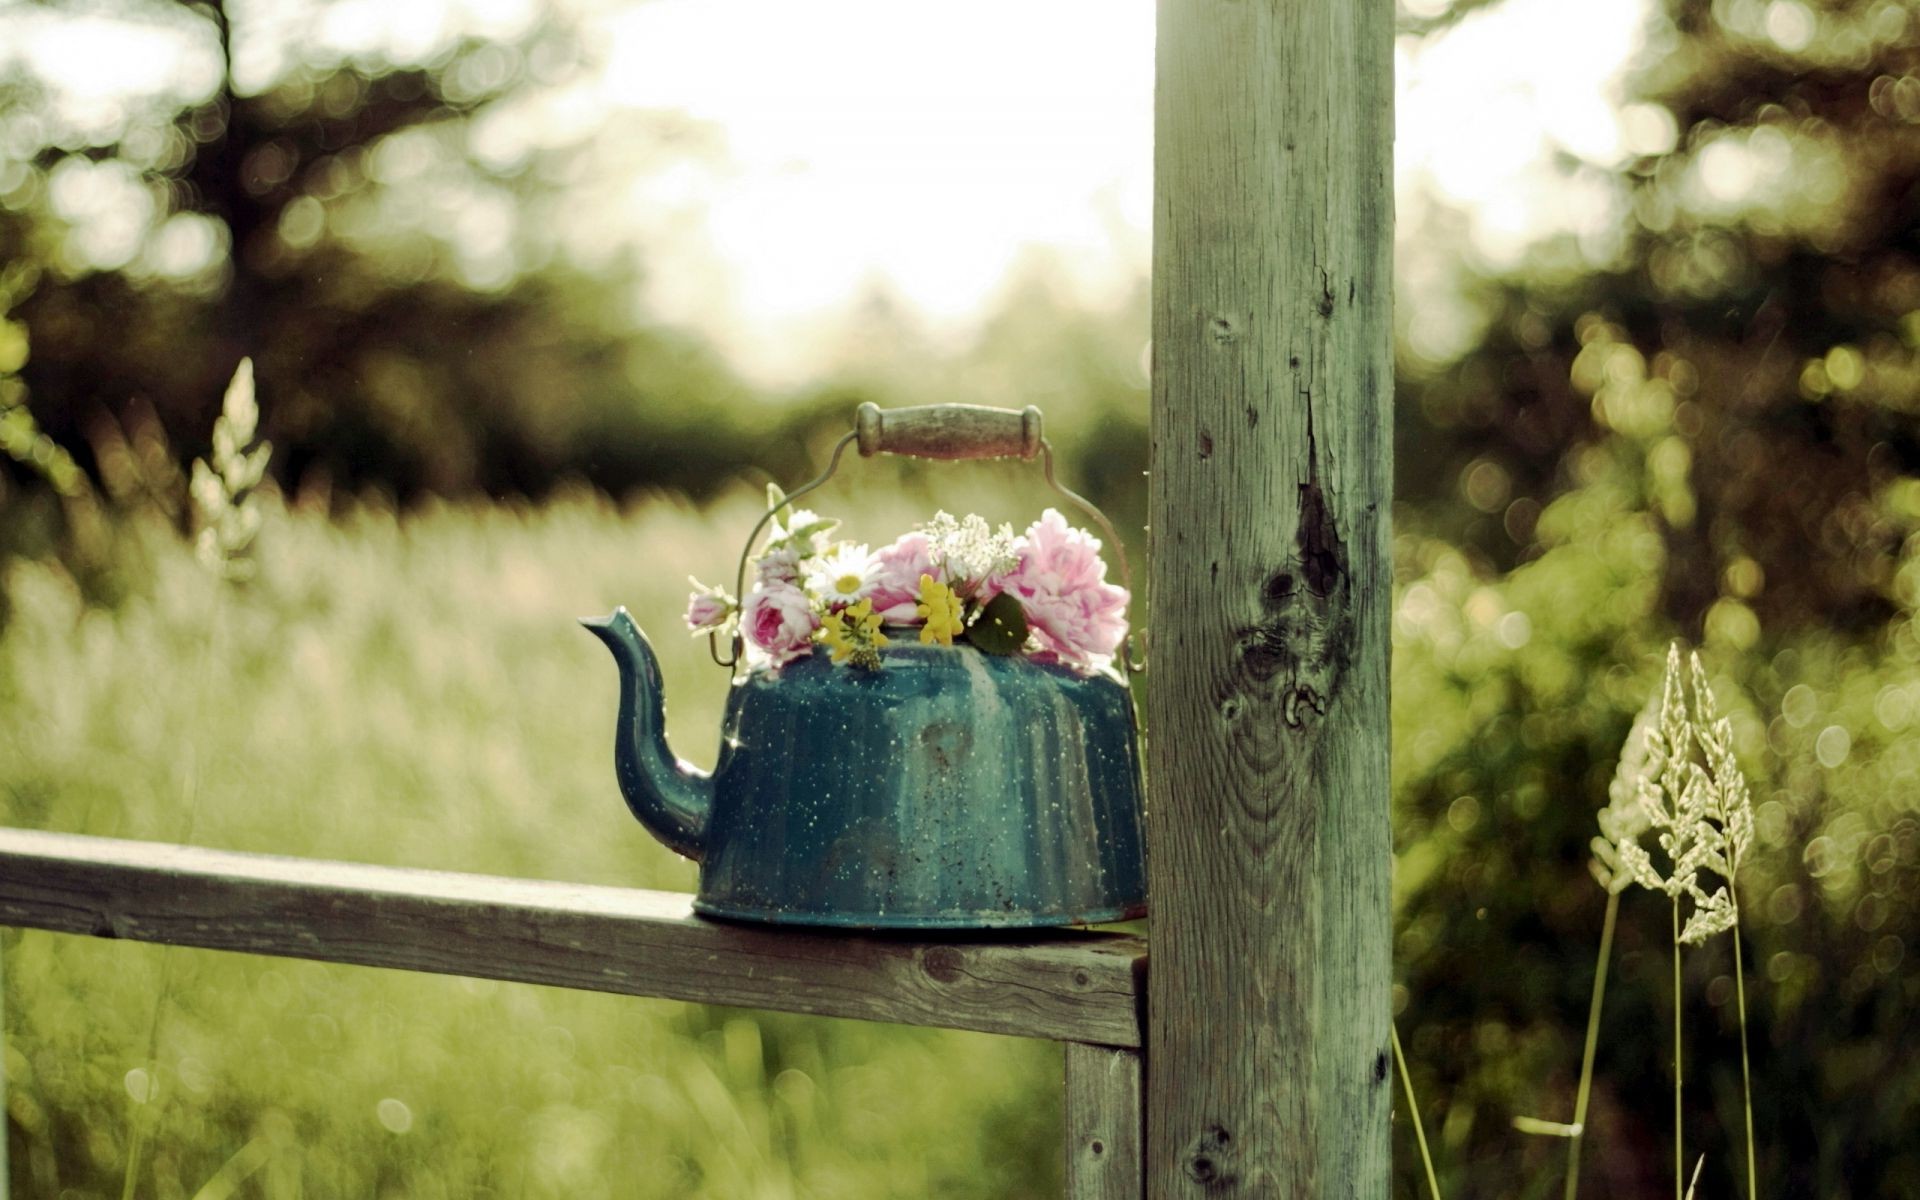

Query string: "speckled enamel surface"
[585, 609, 1146, 930]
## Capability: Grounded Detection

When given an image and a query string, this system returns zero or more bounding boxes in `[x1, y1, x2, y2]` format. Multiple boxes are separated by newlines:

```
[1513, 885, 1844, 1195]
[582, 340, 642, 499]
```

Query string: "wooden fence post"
[1146, 0, 1394, 1194]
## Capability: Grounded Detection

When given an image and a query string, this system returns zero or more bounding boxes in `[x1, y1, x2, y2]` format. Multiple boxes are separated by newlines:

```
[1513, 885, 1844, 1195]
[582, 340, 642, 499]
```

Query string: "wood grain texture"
[0, 828, 1144, 1047]
[1065, 1043, 1143, 1200]
[1147, 0, 1394, 1194]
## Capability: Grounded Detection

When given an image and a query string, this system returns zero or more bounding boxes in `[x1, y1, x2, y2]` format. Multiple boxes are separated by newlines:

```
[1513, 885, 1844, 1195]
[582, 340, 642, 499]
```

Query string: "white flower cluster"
[922, 510, 1015, 592]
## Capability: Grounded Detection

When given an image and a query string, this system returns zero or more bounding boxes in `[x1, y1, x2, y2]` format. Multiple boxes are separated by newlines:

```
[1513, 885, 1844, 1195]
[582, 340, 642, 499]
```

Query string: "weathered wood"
[1064, 1043, 1143, 1200]
[0, 828, 1144, 1048]
[1146, 0, 1394, 1194]
[855, 401, 1044, 461]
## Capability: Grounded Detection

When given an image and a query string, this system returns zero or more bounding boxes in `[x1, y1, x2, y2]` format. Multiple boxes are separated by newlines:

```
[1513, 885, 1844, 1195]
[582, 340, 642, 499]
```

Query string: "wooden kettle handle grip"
[855, 402, 1044, 461]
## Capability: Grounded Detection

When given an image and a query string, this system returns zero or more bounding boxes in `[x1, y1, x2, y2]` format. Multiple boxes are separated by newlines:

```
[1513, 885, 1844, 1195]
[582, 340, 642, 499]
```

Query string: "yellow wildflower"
[915, 574, 967, 646]
[821, 597, 888, 669]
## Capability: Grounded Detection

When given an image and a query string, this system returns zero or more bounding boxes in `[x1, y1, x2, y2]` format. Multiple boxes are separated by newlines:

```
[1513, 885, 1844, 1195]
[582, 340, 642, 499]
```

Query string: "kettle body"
[585, 608, 1146, 929]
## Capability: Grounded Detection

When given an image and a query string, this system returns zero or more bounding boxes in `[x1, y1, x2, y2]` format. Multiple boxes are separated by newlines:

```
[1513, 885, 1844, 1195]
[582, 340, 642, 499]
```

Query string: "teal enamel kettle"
[584, 403, 1146, 929]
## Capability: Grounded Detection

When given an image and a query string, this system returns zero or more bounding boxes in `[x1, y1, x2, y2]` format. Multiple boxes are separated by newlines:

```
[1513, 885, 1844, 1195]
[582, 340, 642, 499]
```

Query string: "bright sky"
[596, 0, 1658, 380]
[4, 0, 1663, 383]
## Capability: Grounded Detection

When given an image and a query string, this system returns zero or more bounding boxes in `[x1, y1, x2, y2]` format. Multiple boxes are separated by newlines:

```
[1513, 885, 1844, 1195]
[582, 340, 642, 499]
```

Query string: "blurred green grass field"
[0, 485, 1074, 1200]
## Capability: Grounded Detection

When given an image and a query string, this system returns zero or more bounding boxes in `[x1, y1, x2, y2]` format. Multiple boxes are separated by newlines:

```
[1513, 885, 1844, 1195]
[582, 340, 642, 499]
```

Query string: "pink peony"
[742, 583, 818, 668]
[870, 532, 939, 624]
[684, 586, 734, 635]
[999, 509, 1129, 672]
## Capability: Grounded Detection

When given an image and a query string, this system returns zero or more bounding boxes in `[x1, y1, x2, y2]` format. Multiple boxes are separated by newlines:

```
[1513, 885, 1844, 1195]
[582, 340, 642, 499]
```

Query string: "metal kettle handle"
[717, 402, 1143, 674]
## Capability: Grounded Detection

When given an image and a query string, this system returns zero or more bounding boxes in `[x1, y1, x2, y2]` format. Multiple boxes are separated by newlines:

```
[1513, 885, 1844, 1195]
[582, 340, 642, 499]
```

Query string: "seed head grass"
[1524, 644, 1764, 1200]
[188, 359, 271, 581]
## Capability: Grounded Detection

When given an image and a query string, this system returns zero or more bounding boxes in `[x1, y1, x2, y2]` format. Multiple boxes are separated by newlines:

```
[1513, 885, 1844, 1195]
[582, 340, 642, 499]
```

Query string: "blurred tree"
[1399, 0, 1920, 642]
[0, 0, 807, 502]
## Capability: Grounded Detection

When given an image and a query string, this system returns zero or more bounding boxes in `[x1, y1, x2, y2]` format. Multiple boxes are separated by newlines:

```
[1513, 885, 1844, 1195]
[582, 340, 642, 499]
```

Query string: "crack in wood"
[1224, 390, 1355, 744]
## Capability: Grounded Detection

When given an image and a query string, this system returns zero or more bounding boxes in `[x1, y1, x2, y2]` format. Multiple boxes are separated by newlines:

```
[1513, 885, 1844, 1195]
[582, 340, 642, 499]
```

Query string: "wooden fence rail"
[0, 826, 1147, 1198]
[0, 828, 1144, 1046]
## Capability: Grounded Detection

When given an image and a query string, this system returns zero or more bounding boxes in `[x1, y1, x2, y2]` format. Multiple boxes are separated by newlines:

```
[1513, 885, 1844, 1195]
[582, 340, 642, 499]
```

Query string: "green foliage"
[0, 490, 1064, 1199]
[0, 0, 803, 503]
[1390, 436, 1920, 1197]
[1398, 0, 1920, 643]
[0, 265, 84, 502]
[966, 592, 1029, 657]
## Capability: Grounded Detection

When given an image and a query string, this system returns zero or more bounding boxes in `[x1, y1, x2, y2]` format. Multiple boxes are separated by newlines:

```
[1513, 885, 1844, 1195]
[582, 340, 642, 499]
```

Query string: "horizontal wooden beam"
[0, 828, 1145, 1048]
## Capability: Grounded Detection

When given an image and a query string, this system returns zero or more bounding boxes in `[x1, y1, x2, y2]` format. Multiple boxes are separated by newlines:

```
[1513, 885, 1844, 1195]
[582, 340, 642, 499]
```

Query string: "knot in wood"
[1184, 1124, 1238, 1189]
[1224, 477, 1354, 746]
[922, 946, 965, 984]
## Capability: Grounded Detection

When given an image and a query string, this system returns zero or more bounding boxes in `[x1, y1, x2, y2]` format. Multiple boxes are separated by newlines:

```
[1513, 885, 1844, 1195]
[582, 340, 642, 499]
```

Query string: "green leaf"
[785, 518, 839, 547]
[967, 592, 1029, 656]
[765, 481, 786, 510]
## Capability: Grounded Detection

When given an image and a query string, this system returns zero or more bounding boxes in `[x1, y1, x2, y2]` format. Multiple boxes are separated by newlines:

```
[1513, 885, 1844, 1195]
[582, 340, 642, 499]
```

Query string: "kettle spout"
[580, 608, 712, 861]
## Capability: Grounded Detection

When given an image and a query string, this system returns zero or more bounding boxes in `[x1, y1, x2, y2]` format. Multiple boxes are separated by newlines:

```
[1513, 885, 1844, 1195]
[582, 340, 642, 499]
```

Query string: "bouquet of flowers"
[685, 487, 1130, 675]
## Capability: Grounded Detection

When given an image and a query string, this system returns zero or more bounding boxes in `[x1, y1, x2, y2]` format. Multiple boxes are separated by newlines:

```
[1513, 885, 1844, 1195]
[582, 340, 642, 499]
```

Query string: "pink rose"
[742, 583, 818, 668]
[870, 532, 939, 624]
[999, 509, 1129, 672]
[684, 587, 734, 635]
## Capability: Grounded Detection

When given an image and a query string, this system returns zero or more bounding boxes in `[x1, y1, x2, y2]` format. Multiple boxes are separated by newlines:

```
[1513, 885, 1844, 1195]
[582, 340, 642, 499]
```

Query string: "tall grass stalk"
[1518, 686, 1660, 1198]
[120, 361, 264, 1200]
[119, 623, 220, 1200]
[118, 951, 176, 1200]
[1672, 899, 1683, 1200]
[2, 926, 10, 1200]
[1732, 883, 1757, 1198]
[1598, 646, 1759, 1200]
[1392, 1022, 1443, 1200]
[184, 1133, 271, 1200]
[1559, 888, 1620, 1200]
[1689, 650, 1760, 1199]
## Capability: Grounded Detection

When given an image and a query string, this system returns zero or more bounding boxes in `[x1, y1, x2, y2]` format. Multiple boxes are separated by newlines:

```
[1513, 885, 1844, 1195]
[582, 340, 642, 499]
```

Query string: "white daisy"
[804, 542, 880, 608]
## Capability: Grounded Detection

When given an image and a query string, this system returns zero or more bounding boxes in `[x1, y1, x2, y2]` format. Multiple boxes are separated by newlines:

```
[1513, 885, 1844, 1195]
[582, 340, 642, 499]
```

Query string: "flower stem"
[1562, 888, 1620, 1200]
[1672, 898, 1684, 1200]
[1, 926, 10, 1200]
[1392, 1022, 1444, 1200]
[1732, 905, 1758, 1199]
[121, 595, 225, 1200]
